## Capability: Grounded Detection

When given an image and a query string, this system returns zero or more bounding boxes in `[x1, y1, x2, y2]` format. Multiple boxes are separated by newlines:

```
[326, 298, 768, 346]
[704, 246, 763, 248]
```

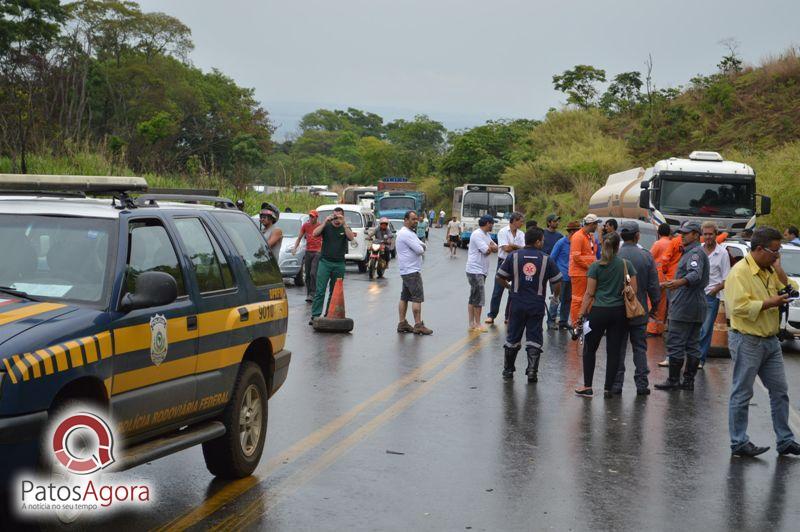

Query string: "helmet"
[379, 217, 389, 225]
[259, 201, 280, 222]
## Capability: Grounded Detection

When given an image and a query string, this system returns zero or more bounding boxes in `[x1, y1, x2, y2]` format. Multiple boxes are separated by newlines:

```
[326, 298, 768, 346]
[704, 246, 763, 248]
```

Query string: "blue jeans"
[488, 260, 509, 320]
[546, 279, 571, 326]
[728, 331, 795, 452]
[699, 294, 720, 363]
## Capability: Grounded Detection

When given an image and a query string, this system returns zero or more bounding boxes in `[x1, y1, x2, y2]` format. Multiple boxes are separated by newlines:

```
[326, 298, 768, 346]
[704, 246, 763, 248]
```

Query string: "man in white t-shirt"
[466, 215, 499, 331]
[446, 217, 463, 257]
[487, 212, 525, 324]
[396, 210, 432, 335]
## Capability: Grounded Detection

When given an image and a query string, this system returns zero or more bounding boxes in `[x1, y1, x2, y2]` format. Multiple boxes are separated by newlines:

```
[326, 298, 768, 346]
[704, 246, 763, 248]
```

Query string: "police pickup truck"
[0, 175, 291, 482]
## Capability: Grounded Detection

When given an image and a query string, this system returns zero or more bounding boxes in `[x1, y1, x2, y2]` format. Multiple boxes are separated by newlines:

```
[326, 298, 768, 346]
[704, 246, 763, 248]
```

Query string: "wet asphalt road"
[97, 228, 800, 531]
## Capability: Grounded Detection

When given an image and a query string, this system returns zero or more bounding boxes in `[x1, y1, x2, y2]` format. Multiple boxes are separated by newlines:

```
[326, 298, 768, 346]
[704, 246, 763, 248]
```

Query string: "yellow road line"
[214, 339, 488, 531]
[154, 334, 479, 532]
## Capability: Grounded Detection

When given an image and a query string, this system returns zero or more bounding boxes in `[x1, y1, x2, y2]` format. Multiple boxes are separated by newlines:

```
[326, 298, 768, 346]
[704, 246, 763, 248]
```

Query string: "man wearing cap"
[569, 214, 599, 324]
[486, 212, 525, 325]
[294, 210, 323, 302]
[466, 215, 499, 331]
[548, 221, 580, 329]
[542, 214, 564, 329]
[236, 199, 245, 212]
[613, 221, 661, 395]
[655, 221, 709, 391]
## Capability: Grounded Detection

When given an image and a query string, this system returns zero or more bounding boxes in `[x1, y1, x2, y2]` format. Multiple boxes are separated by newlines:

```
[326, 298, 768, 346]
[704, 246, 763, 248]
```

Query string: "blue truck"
[374, 178, 426, 221]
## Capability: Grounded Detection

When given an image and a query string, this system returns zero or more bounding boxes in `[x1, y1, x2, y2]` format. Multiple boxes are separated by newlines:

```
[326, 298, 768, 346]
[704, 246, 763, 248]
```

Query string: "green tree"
[600, 71, 642, 114]
[552, 65, 607, 108]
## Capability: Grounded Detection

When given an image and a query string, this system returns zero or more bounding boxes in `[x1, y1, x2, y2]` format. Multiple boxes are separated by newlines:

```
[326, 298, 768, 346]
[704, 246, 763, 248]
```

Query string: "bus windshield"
[659, 179, 754, 218]
[379, 197, 416, 211]
[462, 191, 514, 219]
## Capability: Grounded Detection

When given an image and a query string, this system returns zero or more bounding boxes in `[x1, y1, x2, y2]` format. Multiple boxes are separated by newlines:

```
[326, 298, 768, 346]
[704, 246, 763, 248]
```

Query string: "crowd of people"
[276, 200, 800, 458]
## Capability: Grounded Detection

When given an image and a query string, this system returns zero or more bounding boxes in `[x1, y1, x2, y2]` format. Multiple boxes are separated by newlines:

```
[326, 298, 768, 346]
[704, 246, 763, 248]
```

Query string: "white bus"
[452, 184, 515, 245]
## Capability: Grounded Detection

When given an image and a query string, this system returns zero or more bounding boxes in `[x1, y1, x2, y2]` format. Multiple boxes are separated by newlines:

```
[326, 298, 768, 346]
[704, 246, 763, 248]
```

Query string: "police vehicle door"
[110, 217, 200, 437]
[171, 216, 239, 414]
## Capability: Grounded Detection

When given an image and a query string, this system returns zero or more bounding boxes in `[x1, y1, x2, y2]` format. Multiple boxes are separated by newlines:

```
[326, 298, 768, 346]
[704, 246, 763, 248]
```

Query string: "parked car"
[253, 213, 308, 286]
[314, 204, 375, 272]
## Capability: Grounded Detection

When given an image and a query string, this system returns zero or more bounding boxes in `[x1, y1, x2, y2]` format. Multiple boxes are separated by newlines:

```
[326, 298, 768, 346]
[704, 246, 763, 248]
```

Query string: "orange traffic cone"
[313, 278, 354, 333]
[326, 278, 346, 318]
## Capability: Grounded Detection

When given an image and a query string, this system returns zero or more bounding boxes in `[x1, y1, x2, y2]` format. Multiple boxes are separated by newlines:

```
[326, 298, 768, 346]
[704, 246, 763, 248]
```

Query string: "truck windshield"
[379, 197, 416, 212]
[659, 179, 754, 217]
[463, 192, 514, 219]
[0, 215, 115, 304]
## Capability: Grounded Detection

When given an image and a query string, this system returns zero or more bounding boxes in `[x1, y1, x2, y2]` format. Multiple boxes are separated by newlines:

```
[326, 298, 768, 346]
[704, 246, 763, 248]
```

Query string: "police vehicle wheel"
[294, 270, 304, 287]
[202, 361, 268, 478]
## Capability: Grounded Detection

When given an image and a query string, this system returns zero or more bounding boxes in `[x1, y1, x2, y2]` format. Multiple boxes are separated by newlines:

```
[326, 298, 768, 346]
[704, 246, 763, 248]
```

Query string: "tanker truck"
[588, 151, 771, 235]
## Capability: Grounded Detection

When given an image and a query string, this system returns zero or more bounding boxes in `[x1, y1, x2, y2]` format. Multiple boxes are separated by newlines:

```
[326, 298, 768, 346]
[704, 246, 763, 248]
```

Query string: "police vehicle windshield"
[0, 215, 115, 304]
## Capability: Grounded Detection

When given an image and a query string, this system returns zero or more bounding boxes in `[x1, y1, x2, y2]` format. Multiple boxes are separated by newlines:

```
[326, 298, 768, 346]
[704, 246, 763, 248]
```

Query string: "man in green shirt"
[310, 207, 354, 323]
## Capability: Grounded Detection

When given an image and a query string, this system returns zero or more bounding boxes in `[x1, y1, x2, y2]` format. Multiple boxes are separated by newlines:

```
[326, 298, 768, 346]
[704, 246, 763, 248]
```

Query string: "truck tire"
[294, 270, 304, 287]
[202, 361, 268, 479]
[357, 260, 367, 273]
[312, 317, 354, 333]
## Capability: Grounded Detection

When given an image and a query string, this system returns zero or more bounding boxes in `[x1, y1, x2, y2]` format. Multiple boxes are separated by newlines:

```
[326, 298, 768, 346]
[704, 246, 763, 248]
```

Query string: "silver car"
[253, 213, 308, 285]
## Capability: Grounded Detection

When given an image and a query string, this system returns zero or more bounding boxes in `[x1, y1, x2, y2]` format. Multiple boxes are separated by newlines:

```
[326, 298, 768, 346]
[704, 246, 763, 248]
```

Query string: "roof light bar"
[0, 174, 148, 193]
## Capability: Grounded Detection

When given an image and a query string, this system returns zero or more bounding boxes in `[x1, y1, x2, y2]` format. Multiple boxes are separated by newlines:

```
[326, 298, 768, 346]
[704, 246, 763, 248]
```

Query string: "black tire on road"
[294, 270, 304, 287]
[368, 259, 375, 279]
[358, 260, 367, 273]
[202, 361, 268, 479]
[313, 317, 354, 333]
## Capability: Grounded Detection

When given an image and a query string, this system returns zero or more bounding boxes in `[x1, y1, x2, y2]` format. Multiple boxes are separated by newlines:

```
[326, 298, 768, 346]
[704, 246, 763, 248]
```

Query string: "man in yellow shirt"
[725, 226, 800, 457]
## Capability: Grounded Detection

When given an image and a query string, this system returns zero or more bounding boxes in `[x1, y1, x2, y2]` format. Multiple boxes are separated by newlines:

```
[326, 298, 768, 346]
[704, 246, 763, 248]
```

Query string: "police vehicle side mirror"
[120, 271, 178, 312]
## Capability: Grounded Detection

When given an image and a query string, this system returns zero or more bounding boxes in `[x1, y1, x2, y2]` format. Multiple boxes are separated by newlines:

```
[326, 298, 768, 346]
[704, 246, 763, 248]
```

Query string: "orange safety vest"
[568, 229, 596, 278]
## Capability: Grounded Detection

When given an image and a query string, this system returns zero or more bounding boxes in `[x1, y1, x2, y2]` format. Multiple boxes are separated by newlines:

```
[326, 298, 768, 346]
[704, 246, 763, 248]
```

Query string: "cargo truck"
[589, 151, 771, 235]
[374, 178, 425, 220]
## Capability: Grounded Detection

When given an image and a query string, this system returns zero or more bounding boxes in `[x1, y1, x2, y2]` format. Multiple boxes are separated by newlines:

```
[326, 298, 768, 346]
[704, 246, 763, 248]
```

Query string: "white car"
[315, 204, 376, 272]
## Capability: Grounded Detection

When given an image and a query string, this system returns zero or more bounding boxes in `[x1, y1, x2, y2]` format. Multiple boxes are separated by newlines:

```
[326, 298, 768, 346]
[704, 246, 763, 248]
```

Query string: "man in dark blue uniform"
[497, 228, 562, 382]
[655, 220, 710, 391]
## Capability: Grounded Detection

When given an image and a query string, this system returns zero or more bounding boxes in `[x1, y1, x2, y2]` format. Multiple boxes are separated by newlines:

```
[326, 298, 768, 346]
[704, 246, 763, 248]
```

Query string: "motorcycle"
[367, 238, 389, 279]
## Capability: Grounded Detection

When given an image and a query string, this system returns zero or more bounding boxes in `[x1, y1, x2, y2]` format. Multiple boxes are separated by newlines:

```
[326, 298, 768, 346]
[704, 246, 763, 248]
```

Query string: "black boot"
[526, 348, 542, 383]
[654, 357, 682, 391]
[682, 357, 700, 390]
[503, 348, 519, 379]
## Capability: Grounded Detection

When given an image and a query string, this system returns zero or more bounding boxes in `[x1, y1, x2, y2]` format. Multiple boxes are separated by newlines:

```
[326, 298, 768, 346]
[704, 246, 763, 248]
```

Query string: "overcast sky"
[138, 0, 799, 137]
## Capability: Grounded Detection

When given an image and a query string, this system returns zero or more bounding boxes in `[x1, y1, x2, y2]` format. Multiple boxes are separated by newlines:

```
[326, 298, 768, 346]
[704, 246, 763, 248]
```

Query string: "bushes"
[502, 109, 632, 223]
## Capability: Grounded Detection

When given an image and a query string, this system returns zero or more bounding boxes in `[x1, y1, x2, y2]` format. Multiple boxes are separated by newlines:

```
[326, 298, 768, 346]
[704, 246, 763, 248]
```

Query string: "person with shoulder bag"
[574, 232, 637, 398]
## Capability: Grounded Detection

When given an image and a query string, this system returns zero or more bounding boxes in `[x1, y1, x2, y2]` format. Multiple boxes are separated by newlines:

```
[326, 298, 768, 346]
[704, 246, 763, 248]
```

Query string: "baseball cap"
[546, 213, 560, 223]
[677, 220, 701, 234]
[478, 215, 495, 227]
[583, 213, 600, 224]
[566, 220, 581, 231]
[619, 220, 640, 235]
[309, 209, 318, 217]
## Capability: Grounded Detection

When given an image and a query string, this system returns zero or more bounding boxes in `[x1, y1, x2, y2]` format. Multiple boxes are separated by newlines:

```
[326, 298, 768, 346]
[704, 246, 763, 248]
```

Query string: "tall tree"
[552, 65, 607, 108]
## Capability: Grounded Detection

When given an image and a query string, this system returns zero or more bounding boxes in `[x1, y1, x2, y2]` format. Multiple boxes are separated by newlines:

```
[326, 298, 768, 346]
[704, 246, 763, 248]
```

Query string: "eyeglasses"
[763, 247, 781, 256]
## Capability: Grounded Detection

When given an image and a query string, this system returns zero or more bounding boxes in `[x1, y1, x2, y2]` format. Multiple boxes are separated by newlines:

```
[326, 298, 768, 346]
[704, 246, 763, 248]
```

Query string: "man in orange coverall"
[649, 223, 683, 336]
[569, 213, 600, 324]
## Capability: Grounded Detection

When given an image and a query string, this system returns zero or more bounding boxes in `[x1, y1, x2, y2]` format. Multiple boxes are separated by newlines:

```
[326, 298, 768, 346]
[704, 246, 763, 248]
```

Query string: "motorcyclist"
[371, 217, 395, 264]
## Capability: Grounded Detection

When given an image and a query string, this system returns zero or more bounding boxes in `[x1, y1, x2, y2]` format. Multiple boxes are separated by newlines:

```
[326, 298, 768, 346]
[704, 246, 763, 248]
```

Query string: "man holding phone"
[310, 207, 354, 323]
[725, 226, 800, 457]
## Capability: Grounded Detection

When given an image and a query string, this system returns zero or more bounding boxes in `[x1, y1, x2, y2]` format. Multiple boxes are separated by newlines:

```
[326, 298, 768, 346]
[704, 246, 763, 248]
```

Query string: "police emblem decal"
[150, 314, 168, 365]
